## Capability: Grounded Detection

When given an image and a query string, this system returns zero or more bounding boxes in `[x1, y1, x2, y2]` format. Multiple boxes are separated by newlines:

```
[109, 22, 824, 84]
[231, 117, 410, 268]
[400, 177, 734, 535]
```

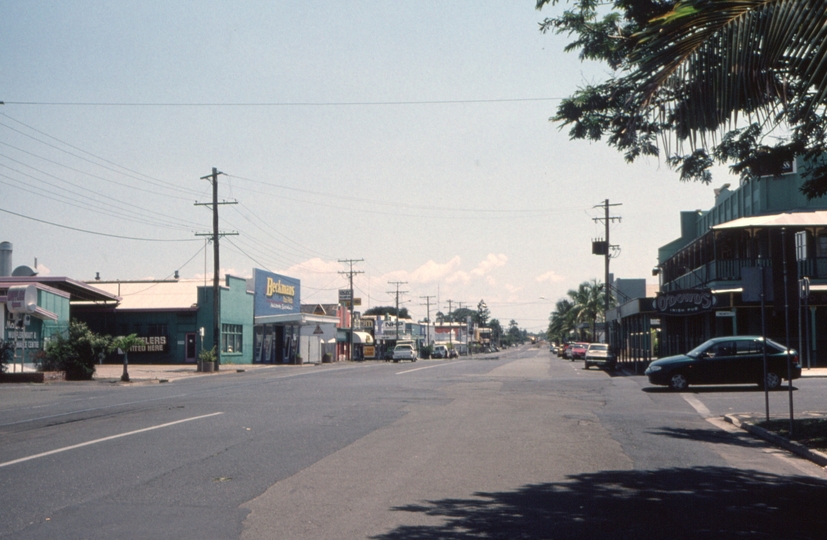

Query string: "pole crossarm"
[338, 259, 364, 361]
[592, 199, 622, 346]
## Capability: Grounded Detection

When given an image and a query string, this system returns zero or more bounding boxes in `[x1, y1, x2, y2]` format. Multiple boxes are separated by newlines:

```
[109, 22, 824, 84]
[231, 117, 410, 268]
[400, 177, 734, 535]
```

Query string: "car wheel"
[762, 371, 782, 390]
[668, 373, 689, 391]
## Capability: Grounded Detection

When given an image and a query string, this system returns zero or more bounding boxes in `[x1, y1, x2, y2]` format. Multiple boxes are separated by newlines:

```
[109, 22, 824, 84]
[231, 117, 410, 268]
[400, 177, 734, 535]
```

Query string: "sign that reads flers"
[254, 269, 301, 316]
[129, 336, 168, 353]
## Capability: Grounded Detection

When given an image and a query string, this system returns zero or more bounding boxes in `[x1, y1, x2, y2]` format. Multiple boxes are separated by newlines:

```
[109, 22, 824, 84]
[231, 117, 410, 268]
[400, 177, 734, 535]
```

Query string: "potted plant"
[199, 346, 217, 373]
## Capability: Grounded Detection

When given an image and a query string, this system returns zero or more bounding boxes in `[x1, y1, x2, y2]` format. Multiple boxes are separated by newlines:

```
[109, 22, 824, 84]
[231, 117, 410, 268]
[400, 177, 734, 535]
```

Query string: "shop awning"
[712, 210, 827, 230]
[353, 331, 373, 344]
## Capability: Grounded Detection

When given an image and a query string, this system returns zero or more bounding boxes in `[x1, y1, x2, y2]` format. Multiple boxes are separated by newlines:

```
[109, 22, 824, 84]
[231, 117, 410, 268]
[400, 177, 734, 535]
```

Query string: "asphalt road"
[2, 345, 827, 539]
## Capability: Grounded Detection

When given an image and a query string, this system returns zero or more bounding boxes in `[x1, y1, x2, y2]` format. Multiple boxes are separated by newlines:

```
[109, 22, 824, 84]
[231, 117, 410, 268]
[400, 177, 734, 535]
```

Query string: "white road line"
[396, 361, 468, 375]
[0, 412, 223, 469]
[682, 394, 712, 418]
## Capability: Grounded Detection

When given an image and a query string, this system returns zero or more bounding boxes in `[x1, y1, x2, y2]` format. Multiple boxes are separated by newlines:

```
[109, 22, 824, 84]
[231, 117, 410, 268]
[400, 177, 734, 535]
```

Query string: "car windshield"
[589, 344, 607, 351]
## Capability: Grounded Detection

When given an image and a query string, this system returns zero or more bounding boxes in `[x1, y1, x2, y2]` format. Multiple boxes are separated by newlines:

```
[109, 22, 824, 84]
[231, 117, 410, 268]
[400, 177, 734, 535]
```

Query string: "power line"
[2, 97, 563, 107]
[0, 206, 198, 242]
[0, 113, 199, 197]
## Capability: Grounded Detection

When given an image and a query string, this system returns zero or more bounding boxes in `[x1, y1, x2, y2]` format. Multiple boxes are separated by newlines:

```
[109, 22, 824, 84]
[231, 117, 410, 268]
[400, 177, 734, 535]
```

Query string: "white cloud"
[445, 270, 470, 284]
[471, 253, 507, 276]
[536, 270, 566, 283]
[408, 257, 462, 283]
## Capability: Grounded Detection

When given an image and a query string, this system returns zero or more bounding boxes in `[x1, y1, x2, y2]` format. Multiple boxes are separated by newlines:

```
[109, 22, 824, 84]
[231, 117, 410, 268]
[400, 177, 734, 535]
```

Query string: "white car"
[432, 345, 448, 358]
[392, 344, 417, 362]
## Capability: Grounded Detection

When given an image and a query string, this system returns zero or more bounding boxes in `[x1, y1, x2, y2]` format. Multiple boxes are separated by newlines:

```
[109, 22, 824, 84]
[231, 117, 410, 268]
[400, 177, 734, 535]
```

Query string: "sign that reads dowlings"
[254, 269, 301, 316]
[652, 289, 716, 315]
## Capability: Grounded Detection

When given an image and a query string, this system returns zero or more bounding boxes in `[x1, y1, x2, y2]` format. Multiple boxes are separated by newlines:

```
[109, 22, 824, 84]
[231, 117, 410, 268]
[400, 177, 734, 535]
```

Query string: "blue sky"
[1, 1, 721, 331]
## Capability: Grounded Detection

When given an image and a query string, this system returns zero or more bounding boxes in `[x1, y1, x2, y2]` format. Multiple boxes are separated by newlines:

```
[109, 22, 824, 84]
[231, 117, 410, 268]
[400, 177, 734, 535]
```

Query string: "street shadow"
[371, 467, 827, 540]
[646, 427, 765, 448]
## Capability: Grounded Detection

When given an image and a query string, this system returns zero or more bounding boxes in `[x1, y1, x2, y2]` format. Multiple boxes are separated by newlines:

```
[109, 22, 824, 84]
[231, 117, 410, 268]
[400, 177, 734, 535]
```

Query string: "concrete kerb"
[724, 413, 827, 468]
[92, 362, 310, 384]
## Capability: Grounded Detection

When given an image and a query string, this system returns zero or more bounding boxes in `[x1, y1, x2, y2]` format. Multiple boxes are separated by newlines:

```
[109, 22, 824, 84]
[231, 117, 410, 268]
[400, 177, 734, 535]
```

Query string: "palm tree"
[567, 280, 606, 341]
[548, 298, 576, 343]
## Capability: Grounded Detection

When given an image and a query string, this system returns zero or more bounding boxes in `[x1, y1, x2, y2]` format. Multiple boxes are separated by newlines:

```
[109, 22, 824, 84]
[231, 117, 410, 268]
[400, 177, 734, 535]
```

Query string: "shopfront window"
[222, 324, 243, 353]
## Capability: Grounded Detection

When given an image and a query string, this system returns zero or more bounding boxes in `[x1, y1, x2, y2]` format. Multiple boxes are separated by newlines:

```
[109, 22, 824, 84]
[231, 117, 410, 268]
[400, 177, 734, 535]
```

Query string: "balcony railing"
[664, 259, 772, 291]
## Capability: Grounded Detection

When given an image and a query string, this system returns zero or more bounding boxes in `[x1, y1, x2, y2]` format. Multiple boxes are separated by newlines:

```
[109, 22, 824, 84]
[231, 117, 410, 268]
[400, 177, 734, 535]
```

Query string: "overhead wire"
[0, 206, 199, 242]
[0, 160, 199, 231]
[0, 113, 201, 197]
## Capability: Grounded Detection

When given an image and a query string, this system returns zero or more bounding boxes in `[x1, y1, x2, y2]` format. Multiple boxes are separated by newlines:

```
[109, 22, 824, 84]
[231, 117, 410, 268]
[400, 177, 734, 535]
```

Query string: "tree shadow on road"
[646, 426, 767, 448]
[371, 467, 827, 539]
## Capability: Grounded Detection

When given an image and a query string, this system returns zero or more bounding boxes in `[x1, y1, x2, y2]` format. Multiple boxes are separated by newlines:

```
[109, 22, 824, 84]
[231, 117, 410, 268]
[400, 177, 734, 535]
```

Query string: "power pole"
[420, 295, 435, 346]
[593, 199, 622, 345]
[388, 281, 408, 342]
[338, 259, 363, 361]
[195, 167, 237, 370]
[446, 299, 454, 348]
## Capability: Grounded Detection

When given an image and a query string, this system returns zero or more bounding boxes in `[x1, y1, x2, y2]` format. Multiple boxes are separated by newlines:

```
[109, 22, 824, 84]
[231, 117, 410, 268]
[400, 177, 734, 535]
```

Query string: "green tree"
[111, 334, 143, 382]
[507, 320, 523, 344]
[42, 320, 112, 380]
[489, 318, 504, 346]
[475, 299, 490, 327]
[537, 0, 827, 198]
[451, 307, 476, 324]
[364, 306, 410, 319]
[547, 298, 576, 342]
[567, 279, 606, 341]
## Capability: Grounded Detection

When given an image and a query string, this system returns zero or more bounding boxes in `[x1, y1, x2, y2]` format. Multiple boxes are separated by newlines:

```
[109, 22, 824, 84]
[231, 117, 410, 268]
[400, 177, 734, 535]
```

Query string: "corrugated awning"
[712, 211, 827, 230]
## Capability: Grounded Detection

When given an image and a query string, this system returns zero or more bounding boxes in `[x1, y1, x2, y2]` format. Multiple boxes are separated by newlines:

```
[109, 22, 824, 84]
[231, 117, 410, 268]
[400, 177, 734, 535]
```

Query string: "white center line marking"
[396, 361, 467, 375]
[0, 412, 223, 469]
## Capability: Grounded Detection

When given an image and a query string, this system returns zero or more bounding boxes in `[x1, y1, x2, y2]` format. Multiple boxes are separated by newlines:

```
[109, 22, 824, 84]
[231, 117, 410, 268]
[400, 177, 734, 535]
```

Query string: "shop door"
[185, 333, 197, 362]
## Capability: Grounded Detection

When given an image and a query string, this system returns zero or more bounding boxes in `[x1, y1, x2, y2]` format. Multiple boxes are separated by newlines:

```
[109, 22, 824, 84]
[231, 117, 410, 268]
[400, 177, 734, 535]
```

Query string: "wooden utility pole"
[338, 259, 363, 361]
[388, 281, 408, 342]
[420, 295, 435, 346]
[195, 167, 237, 369]
[593, 199, 622, 344]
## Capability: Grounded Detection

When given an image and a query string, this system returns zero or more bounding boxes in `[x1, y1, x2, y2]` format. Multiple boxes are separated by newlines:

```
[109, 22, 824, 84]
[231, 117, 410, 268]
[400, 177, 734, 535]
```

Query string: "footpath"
[92, 362, 304, 383]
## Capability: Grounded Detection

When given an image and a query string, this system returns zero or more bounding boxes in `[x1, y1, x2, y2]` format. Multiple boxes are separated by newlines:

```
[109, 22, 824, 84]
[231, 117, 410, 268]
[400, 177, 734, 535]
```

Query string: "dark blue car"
[645, 336, 800, 391]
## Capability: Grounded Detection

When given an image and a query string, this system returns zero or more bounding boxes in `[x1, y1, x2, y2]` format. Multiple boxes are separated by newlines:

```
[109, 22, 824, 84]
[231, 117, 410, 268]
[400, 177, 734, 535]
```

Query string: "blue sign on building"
[253, 269, 301, 316]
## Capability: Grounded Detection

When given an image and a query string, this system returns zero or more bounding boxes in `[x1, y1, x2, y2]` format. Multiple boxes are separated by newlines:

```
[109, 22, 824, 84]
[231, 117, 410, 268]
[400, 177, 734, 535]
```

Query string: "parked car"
[584, 343, 616, 370]
[644, 336, 801, 391]
[392, 344, 418, 362]
[569, 342, 589, 361]
[560, 343, 573, 359]
[432, 345, 448, 359]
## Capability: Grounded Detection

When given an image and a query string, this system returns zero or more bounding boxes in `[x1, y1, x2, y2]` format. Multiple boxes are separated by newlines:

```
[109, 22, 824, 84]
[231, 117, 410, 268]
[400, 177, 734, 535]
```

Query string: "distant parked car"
[560, 343, 573, 359]
[392, 344, 417, 363]
[584, 343, 616, 370]
[432, 345, 448, 359]
[645, 336, 800, 391]
[569, 342, 589, 361]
